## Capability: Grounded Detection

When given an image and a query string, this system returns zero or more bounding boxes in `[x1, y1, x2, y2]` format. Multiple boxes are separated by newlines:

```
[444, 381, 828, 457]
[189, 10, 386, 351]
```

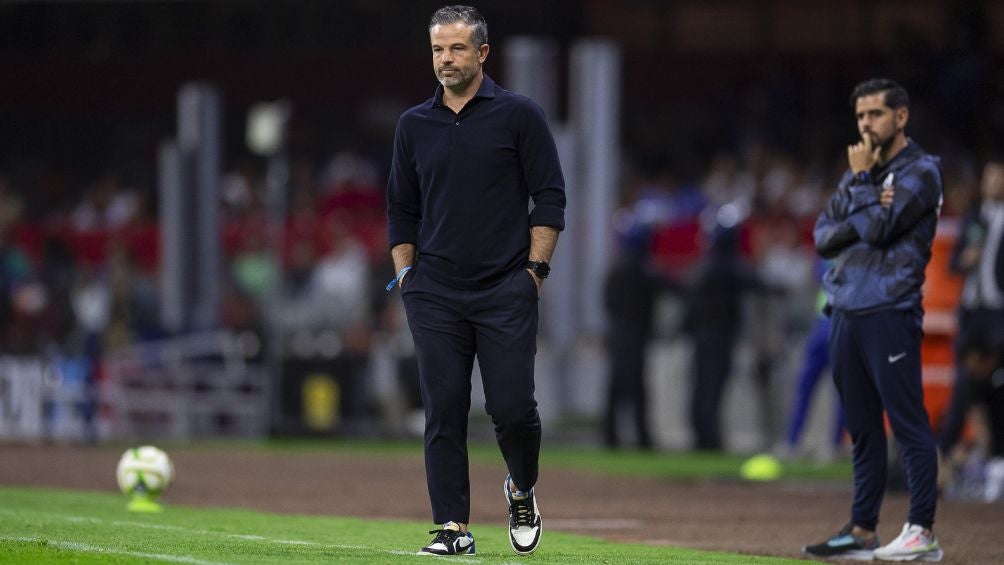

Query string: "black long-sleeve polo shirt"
[386, 74, 566, 289]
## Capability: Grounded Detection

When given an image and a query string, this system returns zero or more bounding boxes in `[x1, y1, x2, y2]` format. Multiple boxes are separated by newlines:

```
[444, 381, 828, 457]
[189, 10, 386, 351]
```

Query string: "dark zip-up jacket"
[386, 74, 566, 289]
[814, 140, 943, 318]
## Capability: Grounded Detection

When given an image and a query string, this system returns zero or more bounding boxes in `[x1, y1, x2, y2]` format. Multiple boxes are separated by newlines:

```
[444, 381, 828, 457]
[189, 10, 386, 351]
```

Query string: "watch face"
[534, 262, 550, 278]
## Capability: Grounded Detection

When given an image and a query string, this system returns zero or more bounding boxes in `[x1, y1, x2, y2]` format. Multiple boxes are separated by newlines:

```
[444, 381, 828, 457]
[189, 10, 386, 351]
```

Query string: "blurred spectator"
[36, 237, 77, 347]
[683, 217, 774, 451]
[318, 150, 387, 262]
[71, 172, 139, 231]
[0, 174, 25, 233]
[319, 151, 384, 223]
[602, 208, 678, 450]
[701, 152, 754, 211]
[940, 159, 1004, 457]
[310, 219, 369, 328]
[231, 218, 276, 303]
[1, 229, 42, 354]
[946, 335, 1004, 502]
[748, 198, 815, 448]
[279, 218, 370, 331]
[107, 242, 161, 344]
[70, 263, 110, 353]
[644, 170, 707, 275]
[219, 282, 261, 334]
[220, 159, 261, 221]
[780, 278, 847, 461]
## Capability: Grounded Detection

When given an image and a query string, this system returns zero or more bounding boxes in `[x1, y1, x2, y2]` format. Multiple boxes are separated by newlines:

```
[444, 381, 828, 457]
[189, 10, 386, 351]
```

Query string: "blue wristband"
[385, 266, 413, 291]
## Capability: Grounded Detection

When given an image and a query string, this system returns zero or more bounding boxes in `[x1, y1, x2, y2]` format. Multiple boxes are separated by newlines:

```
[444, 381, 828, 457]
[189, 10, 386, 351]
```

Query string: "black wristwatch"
[525, 260, 550, 279]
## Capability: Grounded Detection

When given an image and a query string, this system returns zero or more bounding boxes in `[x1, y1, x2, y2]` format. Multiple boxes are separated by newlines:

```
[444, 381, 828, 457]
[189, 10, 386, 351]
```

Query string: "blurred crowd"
[0, 149, 395, 356]
[3, 120, 1004, 499]
[2, 0, 1003, 502]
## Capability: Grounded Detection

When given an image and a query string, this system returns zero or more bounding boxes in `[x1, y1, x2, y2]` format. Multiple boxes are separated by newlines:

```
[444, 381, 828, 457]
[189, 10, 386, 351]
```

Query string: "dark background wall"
[1, 0, 1000, 200]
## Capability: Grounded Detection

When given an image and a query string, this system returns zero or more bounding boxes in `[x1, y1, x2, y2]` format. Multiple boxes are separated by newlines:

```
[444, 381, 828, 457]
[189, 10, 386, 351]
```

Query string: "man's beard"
[876, 134, 895, 153]
[437, 65, 476, 88]
[869, 128, 899, 153]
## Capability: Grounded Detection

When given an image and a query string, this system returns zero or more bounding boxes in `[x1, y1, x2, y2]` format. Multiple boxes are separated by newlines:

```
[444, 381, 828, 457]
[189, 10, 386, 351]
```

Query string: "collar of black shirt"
[431, 73, 498, 109]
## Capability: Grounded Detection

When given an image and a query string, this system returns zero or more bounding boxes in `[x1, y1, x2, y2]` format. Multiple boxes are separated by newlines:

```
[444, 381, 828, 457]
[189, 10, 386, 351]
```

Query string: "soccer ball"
[116, 446, 174, 498]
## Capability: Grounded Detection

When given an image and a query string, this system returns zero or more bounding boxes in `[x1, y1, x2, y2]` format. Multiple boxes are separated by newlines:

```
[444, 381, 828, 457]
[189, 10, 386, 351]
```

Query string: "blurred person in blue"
[804, 78, 944, 562]
[684, 205, 772, 451]
[385, 5, 564, 557]
[780, 260, 846, 461]
[602, 209, 678, 450]
[938, 158, 1004, 462]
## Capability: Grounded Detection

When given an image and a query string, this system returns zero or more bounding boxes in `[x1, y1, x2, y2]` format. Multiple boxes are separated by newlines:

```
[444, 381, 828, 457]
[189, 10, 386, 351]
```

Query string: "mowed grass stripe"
[0, 487, 812, 564]
[0, 509, 481, 561]
[2, 537, 231, 565]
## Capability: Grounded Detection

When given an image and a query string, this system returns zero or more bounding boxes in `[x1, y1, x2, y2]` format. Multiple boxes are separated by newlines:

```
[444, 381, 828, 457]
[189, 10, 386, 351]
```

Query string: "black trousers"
[604, 332, 652, 448]
[401, 266, 541, 524]
[690, 331, 735, 451]
[939, 307, 1004, 454]
[830, 308, 938, 531]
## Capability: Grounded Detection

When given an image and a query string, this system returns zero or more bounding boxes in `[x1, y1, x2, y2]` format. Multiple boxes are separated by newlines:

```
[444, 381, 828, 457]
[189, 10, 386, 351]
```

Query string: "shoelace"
[509, 496, 536, 527]
[428, 528, 462, 543]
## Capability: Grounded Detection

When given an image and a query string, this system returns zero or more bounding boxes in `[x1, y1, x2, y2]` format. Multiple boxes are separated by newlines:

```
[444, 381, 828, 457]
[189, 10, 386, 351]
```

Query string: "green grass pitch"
[2, 441, 842, 563]
[0, 486, 814, 564]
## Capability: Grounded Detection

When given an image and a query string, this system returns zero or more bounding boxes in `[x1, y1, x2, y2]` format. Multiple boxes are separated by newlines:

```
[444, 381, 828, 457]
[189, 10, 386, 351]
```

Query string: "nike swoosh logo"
[454, 538, 473, 552]
[888, 352, 907, 363]
[828, 535, 854, 547]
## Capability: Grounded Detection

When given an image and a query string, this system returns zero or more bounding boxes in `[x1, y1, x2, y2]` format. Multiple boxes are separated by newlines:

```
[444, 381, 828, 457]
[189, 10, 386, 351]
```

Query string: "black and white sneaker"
[417, 522, 475, 556]
[803, 523, 879, 561]
[504, 475, 541, 555]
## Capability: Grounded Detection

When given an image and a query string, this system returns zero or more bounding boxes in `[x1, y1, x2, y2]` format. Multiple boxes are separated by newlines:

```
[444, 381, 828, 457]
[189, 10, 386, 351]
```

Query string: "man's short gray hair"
[429, 5, 488, 47]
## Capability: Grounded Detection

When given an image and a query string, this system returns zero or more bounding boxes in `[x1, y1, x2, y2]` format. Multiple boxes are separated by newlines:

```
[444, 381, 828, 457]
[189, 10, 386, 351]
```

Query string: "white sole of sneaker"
[804, 549, 874, 561]
[872, 548, 943, 562]
[416, 547, 475, 557]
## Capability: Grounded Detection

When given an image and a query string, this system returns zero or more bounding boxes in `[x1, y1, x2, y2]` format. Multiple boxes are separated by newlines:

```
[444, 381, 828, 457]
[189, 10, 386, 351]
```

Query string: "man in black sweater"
[385, 5, 565, 557]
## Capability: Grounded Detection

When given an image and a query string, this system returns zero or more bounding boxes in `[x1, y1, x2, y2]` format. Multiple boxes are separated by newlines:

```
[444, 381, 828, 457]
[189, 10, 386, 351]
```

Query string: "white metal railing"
[99, 330, 267, 441]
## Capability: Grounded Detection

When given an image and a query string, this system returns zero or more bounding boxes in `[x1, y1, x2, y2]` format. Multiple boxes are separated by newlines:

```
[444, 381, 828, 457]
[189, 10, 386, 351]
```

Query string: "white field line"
[0, 509, 482, 563]
[548, 518, 645, 530]
[2, 536, 231, 565]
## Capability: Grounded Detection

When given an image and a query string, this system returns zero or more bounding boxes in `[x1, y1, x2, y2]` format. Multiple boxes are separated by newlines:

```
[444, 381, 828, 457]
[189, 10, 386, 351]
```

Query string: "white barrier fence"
[0, 331, 267, 443]
[0, 357, 52, 440]
[100, 330, 267, 441]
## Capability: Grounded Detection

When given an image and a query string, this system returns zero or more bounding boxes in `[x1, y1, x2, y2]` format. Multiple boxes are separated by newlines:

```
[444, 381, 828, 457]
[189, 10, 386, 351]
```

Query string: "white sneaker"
[417, 522, 475, 556]
[504, 475, 541, 555]
[873, 523, 943, 562]
[984, 457, 1004, 502]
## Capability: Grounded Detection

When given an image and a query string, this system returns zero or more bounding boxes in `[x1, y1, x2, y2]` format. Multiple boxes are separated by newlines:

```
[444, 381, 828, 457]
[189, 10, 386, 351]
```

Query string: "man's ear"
[896, 107, 909, 130]
[478, 44, 490, 64]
